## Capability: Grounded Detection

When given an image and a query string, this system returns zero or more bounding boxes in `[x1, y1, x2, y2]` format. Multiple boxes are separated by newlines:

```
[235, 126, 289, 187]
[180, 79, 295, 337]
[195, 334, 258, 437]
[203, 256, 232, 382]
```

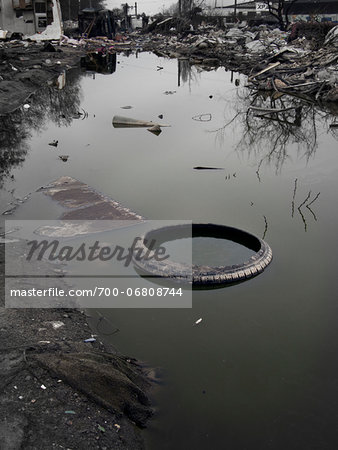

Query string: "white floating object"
[40, 384, 47, 390]
[23, 104, 30, 109]
[50, 321, 65, 330]
[195, 318, 203, 325]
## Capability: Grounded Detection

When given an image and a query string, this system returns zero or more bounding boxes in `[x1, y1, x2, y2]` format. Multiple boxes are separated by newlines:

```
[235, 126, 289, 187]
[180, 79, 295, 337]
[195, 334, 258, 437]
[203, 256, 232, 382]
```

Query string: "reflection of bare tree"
[178, 59, 200, 89]
[0, 70, 82, 187]
[213, 89, 335, 174]
[291, 178, 320, 231]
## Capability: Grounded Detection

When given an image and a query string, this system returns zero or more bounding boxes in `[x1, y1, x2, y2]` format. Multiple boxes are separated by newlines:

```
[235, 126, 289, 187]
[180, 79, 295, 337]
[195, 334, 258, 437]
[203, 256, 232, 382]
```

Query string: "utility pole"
[179, 0, 182, 16]
[134, 2, 137, 16]
[234, 0, 237, 21]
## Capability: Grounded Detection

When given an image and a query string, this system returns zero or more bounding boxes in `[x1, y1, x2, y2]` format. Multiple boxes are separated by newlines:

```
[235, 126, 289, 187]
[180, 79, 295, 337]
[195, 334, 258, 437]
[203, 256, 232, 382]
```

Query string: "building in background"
[0, 0, 62, 36]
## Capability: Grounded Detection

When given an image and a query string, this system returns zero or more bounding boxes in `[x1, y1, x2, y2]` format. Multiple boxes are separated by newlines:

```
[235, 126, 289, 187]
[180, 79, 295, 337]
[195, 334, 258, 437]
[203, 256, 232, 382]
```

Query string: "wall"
[0, 0, 36, 34]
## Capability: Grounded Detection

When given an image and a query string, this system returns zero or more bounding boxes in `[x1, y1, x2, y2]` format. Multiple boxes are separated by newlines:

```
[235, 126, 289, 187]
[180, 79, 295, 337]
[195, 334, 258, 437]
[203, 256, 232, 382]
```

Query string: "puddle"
[1, 52, 338, 449]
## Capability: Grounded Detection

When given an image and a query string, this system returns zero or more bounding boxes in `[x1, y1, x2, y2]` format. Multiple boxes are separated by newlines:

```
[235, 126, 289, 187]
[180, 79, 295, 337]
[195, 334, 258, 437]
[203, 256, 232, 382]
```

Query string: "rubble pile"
[138, 24, 338, 103]
[0, 21, 338, 114]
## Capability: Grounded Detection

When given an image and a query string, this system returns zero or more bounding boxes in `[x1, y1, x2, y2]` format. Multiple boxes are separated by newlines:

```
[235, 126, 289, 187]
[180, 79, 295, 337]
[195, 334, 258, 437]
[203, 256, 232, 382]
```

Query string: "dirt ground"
[0, 242, 153, 450]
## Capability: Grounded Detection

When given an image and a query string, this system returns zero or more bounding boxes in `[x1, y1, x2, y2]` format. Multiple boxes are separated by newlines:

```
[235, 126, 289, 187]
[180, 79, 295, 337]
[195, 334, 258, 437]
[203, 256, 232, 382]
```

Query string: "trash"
[23, 104, 30, 110]
[163, 91, 176, 95]
[324, 25, 338, 47]
[158, 114, 163, 119]
[18, 396, 24, 400]
[112, 115, 170, 128]
[65, 411, 76, 414]
[245, 40, 265, 53]
[192, 114, 212, 122]
[84, 338, 96, 343]
[56, 72, 66, 90]
[31, 399, 36, 403]
[58, 155, 69, 162]
[120, 105, 133, 109]
[194, 318, 203, 325]
[48, 140, 58, 147]
[193, 166, 224, 170]
[248, 62, 281, 82]
[114, 424, 121, 430]
[37, 176, 144, 225]
[97, 424, 106, 433]
[72, 110, 88, 120]
[0, 30, 8, 40]
[147, 125, 162, 136]
[40, 384, 47, 390]
[49, 321, 65, 330]
[41, 42, 56, 52]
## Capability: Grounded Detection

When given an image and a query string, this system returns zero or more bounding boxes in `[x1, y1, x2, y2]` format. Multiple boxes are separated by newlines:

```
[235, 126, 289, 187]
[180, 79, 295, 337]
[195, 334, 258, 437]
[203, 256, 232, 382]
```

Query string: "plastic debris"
[40, 384, 47, 390]
[58, 155, 69, 162]
[112, 115, 170, 129]
[84, 338, 96, 343]
[192, 114, 212, 122]
[49, 321, 65, 330]
[97, 424, 106, 432]
[23, 104, 30, 110]
[147, 124, 162, 136]
[193, 166, 224, 170]
[65, 410, 76, 414]
[195, 318, 203, 325]
[48, 140, 58, 147]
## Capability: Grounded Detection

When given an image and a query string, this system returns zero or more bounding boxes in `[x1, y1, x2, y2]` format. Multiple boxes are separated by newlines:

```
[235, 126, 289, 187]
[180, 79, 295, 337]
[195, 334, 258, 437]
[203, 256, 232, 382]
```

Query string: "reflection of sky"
[105, 0, 236, 16]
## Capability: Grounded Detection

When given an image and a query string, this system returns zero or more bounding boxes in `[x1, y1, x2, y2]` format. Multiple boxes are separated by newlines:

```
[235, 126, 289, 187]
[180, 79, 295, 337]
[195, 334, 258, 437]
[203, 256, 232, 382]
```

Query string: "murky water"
[2, 52, 338, 449]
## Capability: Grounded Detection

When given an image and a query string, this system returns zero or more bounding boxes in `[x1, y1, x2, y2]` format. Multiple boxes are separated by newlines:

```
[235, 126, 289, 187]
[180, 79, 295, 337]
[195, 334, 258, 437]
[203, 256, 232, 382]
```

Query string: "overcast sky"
[105, 0, 177, 15]
[104, 1, 235, 16]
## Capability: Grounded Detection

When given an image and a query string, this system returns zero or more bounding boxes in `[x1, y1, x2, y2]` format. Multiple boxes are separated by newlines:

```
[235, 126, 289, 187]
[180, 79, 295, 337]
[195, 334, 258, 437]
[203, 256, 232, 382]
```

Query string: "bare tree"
[262, 0, 300, 30]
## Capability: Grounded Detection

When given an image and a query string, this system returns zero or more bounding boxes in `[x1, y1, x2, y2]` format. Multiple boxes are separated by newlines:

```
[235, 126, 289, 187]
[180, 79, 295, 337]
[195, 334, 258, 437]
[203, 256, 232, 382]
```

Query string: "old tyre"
[133, 223, 272, 286]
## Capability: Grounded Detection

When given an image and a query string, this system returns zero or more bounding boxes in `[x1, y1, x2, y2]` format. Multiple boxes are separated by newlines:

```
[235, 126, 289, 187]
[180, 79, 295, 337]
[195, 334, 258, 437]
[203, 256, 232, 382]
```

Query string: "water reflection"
[177, 58, 200, 88]
[0, 70, 82, 187]
[80, 52, 117, 75]
[214, 89, 337, 175]
[291, 178, 321, 232]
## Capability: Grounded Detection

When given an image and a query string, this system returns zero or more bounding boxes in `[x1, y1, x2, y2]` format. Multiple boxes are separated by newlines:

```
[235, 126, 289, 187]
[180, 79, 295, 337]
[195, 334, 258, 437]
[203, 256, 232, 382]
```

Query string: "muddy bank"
[0, 240, 153, 449]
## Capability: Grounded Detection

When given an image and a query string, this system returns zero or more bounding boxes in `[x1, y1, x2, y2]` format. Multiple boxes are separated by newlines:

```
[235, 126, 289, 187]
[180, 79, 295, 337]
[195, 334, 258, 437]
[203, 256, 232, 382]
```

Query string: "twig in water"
[298, 190, 312, 210]
[306, 192, 320, 208]
[306, 205, 317, 221]
[262, 215, 268, 240]
[291, 178, 298, 217]
[298, 207, 307, 232]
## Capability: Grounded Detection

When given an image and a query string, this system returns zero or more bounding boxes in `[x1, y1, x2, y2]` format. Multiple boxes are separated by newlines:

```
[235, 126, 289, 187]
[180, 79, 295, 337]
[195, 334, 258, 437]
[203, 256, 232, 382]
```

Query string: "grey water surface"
[2, 52, 338, 450]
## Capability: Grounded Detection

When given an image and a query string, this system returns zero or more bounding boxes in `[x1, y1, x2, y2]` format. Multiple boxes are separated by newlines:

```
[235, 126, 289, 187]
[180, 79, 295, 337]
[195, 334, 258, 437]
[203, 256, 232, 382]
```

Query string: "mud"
[0, 241, 152, 450]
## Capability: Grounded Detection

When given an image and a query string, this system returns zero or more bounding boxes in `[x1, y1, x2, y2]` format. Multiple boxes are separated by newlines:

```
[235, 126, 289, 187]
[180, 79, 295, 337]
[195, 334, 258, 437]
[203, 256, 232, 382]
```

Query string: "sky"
[105, 0, 178, 15]
[104, 1, 236, 16]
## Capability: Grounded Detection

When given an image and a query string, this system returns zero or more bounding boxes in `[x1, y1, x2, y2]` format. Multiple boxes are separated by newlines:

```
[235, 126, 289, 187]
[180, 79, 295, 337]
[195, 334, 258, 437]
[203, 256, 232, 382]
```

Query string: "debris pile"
[1, 21, 338, 114]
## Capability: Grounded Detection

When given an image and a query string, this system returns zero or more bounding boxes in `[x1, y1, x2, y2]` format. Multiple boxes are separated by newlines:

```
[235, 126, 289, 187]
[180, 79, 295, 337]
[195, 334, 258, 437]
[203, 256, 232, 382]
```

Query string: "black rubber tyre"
[133, 223, 273, 286]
